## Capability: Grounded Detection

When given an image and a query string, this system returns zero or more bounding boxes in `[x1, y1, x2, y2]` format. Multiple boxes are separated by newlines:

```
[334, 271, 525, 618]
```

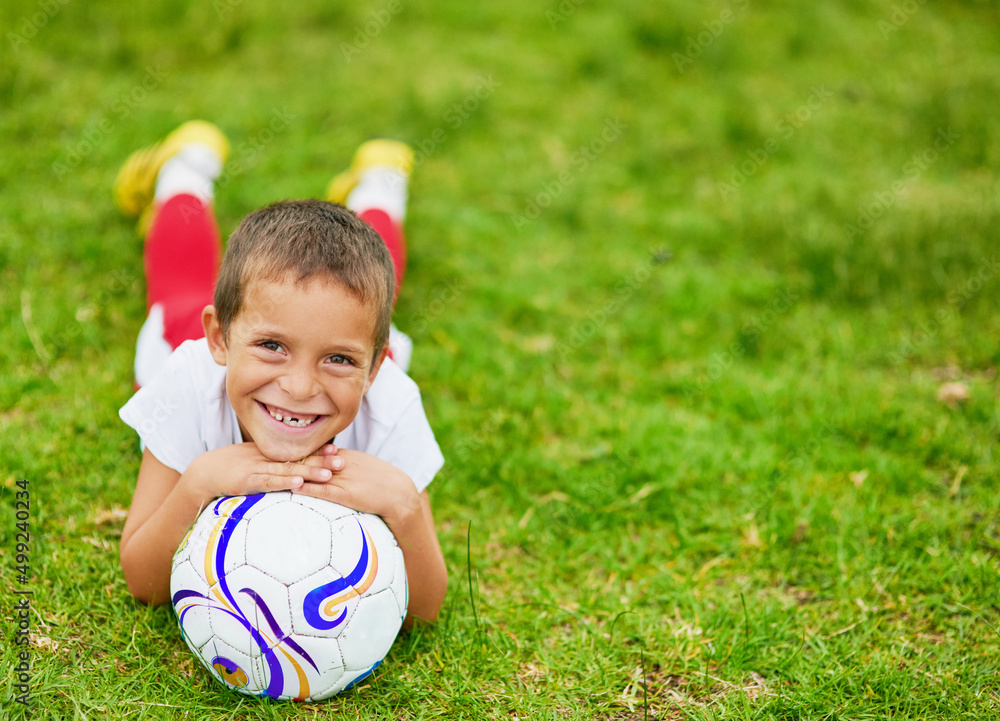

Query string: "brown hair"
[214, 199, 395, 361]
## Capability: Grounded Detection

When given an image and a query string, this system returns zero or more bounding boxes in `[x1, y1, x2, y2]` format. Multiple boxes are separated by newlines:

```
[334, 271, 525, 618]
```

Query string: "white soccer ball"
[170, 491, 408, 701]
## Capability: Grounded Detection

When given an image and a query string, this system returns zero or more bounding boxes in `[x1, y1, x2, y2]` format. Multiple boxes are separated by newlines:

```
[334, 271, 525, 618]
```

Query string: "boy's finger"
[299, 463, 334, 481]
[298, 455, 344, 472]
[257, 474, 304, 492]
[267, 461, 333, 482]
[306, 444, 338, 457]
[292, 480, 346, 503]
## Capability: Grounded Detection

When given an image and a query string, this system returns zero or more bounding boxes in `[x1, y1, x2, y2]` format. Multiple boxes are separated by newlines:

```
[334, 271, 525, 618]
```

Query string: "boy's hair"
[214, 199, 395, 361]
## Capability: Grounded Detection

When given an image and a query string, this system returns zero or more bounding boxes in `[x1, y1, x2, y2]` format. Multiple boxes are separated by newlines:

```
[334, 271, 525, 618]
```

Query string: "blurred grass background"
[1, 0, 999, 718]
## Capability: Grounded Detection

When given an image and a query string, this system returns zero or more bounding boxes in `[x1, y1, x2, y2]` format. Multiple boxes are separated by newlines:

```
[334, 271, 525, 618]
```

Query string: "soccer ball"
[170, 491, 408, 701]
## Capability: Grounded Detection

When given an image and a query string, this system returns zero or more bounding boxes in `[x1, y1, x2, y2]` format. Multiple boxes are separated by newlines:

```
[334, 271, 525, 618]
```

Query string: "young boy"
[115, 121, 447, 626]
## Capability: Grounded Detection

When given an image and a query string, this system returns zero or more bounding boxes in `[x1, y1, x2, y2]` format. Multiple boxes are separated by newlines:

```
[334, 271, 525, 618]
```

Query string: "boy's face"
[203, 273, 387, 462]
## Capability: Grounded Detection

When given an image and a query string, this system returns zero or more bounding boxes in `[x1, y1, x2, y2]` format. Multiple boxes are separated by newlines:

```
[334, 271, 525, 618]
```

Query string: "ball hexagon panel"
[229, 492, 284, 522]
[203, 637, 257, 693]
[288, 566, 362, 639]
[389, 548, 408, 619]
[171, 560, 214, 649]
[220, 565, 295, 651]
[354, 514, 401, 597]
[207, 601, 259, 658]
[327, 516, 370, 578]
[338, 590, 404, 672]
[173, 505, 220, 574]
[175, 495, 259, 580]
[278, 631, 348, 701]
[291, 494, 357, 523]
[241, 636, 341, 701]
[313, 660, 378, 700]
[245, 503, 332, 584]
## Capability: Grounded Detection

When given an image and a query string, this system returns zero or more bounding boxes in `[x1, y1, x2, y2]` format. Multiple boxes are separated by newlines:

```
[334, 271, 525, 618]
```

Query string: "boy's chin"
[254, 436, 324, 463]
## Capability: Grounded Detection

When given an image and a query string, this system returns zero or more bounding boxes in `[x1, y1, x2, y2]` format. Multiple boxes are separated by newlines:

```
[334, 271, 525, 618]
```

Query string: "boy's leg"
[356, 208, 406, 299]
[327, 140, 415, 371]
[115, 121, 229, 386]
[357, 208, 412, 371]
[134, 193, 220, 386]
[326, 139, 413, 300]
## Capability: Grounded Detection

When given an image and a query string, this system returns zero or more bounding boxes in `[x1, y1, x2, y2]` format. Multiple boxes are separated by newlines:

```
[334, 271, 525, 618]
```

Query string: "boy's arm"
[120, 445, 341, 605]
[390, 490, 448, 628]
[120, 450, 188, 604]
[292, 447, 448, 627]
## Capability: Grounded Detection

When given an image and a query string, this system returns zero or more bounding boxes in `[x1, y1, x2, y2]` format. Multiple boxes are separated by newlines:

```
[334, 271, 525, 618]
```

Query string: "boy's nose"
[278, 365, 320, 400]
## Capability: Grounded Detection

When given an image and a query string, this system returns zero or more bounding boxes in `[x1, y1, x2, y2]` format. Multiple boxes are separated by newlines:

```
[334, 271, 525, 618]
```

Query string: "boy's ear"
[202, 305, 229, 366]
[364, 344, 390, 393]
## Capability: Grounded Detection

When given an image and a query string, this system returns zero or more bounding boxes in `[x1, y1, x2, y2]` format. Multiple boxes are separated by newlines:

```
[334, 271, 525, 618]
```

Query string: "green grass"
[2, 0, 999, 718]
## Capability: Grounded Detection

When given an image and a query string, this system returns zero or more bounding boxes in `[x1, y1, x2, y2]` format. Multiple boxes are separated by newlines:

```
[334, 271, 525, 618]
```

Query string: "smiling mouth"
[259, 402, 324, 428]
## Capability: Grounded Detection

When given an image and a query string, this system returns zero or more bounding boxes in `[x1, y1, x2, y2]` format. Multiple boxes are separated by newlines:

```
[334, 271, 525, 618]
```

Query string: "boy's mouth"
[259, 401, 323, 428]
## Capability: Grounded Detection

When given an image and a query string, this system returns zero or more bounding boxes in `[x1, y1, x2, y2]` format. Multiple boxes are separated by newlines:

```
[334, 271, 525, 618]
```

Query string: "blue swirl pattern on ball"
[303, 519, 378, 630]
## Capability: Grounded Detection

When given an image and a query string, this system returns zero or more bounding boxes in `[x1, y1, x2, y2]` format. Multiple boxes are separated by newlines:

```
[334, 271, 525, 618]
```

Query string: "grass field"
[2, 0, 999, 718]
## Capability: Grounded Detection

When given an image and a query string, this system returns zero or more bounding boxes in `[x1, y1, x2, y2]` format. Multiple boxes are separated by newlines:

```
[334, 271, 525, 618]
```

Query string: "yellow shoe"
[325, 139, 414, 205]
[113, 120, 230, 219]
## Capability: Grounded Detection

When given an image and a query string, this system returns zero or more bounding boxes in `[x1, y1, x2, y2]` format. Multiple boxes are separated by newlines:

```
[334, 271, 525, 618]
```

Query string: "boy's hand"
[182, 442, 341, 502]
[292, 446, 420, 527]
[290, 445, 448, 626]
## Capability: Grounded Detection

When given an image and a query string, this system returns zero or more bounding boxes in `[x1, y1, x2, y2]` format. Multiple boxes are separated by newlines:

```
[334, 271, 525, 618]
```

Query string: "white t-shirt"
[119, 338, 443, 492]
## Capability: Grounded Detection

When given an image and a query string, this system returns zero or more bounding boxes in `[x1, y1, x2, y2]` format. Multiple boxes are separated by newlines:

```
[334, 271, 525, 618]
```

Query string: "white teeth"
[265, 405, 318, 428]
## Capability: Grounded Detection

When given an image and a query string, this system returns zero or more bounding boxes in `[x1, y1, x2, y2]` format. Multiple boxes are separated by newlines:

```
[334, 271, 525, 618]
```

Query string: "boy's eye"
[327, 354, 353, 365]
[260, 341, 282, 352]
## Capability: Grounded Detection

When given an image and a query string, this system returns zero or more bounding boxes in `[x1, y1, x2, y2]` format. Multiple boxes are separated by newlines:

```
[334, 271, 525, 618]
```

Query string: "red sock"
[358, 208, 406, 301]
[144, 194, 220, 348]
